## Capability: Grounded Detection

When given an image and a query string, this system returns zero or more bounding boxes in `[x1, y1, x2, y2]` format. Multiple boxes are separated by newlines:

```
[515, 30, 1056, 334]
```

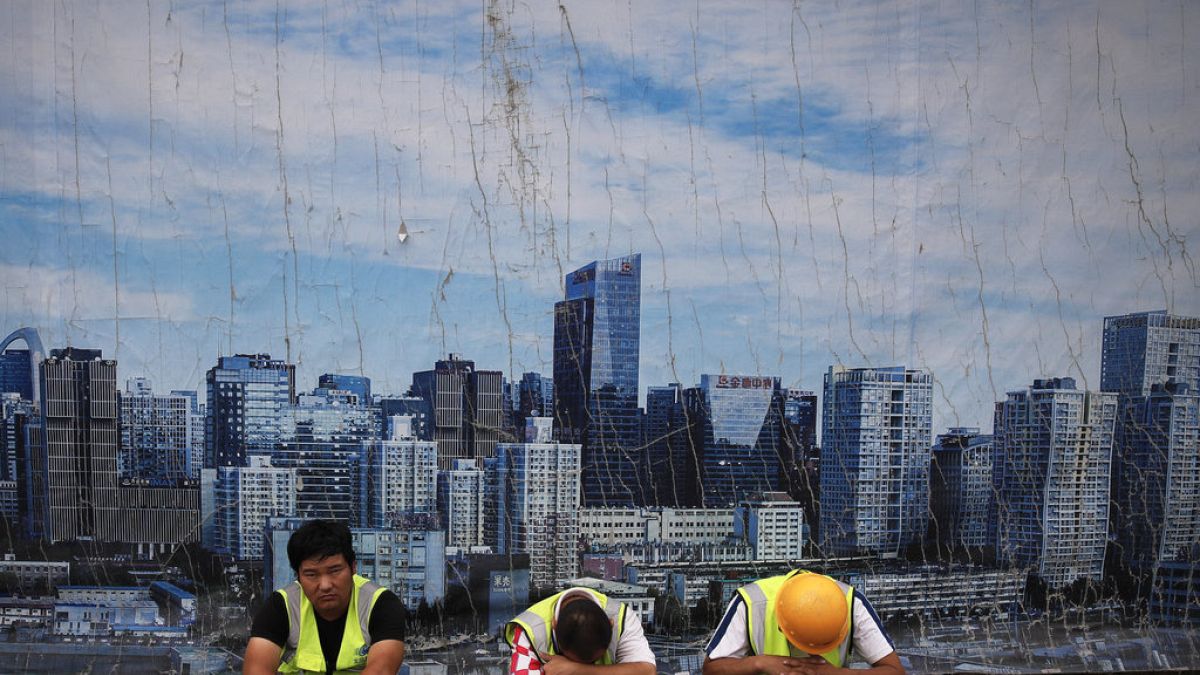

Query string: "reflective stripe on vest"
[278, 574, 386, 674]
[504, 588, 626, 664]
[739, 570, 854, 668]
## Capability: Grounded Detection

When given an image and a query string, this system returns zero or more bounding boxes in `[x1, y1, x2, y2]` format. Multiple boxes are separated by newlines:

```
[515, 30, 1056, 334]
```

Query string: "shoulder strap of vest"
[355, 577, 385, 646]
[605, 601, 625, 660]
[280, 583, 304, 649]
[510, 607, 550, 661]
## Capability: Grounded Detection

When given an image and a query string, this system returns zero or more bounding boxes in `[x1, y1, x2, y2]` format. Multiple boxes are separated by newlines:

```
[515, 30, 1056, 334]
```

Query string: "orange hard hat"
[775, 573, 850, 655]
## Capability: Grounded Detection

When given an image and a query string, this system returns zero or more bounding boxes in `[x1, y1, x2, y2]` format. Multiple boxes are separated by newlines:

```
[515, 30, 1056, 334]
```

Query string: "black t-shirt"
[251, 587, 407, 674]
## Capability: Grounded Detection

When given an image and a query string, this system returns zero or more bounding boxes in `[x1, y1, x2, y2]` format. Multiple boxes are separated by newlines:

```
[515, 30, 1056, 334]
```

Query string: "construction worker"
[505, 586, 656, 675]
[243, 520, 407, 675]
[702, 570, 905, 675]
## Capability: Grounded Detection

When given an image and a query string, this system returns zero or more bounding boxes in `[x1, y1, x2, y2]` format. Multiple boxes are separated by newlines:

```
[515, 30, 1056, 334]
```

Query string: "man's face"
[296, 553, 355, 618]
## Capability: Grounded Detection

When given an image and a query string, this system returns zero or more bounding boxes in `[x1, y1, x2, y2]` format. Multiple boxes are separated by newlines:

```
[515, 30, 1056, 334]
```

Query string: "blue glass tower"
[205, 354, 295, 468]
[318, 373, 372, 404]
[552, 253, 641, 506]
[685, 374, 784, 508]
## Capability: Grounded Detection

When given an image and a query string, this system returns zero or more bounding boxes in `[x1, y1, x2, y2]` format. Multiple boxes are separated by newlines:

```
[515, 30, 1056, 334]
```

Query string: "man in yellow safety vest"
[505, 586, 656, 675]
[702, 570, 905, 675]
[243, 520, 407, 675]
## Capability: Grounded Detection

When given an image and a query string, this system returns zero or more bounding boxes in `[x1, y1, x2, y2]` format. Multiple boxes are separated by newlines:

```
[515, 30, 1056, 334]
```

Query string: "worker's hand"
[777, 656, 838, 675]
[752, 655, 837, 675]
[543, 655, 584, 675]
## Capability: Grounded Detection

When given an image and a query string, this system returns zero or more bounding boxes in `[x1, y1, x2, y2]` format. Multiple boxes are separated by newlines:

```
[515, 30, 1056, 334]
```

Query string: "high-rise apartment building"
[685, 375, 785, 508]
[214, 456, 296, 560]
[553, 254, 641, 507]
[819, 365, 933, 556]
[1101, 311, 1200, 396]
[119, 378, 195, 485]
[491, 418, 581, 590]
[929, 428, 993, 551]
[411, 355, 504, 469]
[205, 354, 295, 468]
[361, 417, 438, 527]
[993, 377, 1117, 587]
[437, 459, 488, 551]
[1102, 310, 1200, 615]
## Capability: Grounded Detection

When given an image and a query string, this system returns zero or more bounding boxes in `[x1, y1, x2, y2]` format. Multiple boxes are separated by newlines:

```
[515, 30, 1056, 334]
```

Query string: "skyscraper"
[491, 418, 581, 591]
[1102, 310, 1200, 615]
[272, 390, 377, 525]
[643, 383, 699, 507]
[993, 377, 1117, 587]
[819, 365, 933, 556]
[35, 348, 120, 543]
[553, 253, 641, 507]
[511, 371, 554, 437]
[411, 354, 504, 469]
[205, 354, 295, 468]
[685, 374, 785, 508]
[929, 428, 993, 552]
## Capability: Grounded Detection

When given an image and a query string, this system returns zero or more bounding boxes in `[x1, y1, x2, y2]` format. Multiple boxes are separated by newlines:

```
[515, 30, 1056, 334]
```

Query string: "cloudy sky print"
[1, 0, 1197, 432]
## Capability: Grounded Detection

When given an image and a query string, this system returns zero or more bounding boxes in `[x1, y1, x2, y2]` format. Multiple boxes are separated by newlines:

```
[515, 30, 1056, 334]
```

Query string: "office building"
[733, 492, 807, 560]
[685, 374, 785, 508]
[580, 507, 735, 547]
[492, 418, 581, 590]
[35, 348, 121, 543]
[929, 428, 993, 551]
[643, 383, 700, 507]
[511, 371, 554, 436]
[361, 417, 438, 527]
[411, 355, 504, 469]
[552, 253, 642, 506]
[318, 373, 372, 404]
[993, 377, 1117, 587]
[118, 378, 196, 484]
[438, 459, 488, 551]
[205, 354, 295, 468]
[819, 365, 933, 556]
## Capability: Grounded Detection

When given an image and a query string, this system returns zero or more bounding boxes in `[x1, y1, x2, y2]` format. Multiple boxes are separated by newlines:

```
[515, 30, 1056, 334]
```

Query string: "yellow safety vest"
[277, 574, 387, 674]
[504, 588, 627, 664]
[738, 570, 855, 668]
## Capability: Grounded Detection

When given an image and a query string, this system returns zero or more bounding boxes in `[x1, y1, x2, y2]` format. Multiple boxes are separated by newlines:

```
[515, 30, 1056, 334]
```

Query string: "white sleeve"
[850, 595, 895, 665]
[704, 597, 751, 660]
[614, 608, 656, 665]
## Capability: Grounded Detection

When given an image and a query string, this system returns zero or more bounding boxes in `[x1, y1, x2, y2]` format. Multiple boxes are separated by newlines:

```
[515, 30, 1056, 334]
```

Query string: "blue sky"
[2, 0, 1197, 433]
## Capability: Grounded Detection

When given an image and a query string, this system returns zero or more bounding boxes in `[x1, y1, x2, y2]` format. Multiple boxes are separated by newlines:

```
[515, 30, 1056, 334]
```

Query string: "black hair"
[287, 519, 356, 572]
[556, 598, 612, 661]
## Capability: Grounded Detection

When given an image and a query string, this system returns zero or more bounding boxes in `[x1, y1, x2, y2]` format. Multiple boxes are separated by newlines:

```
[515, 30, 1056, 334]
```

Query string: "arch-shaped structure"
[1, 327, 46, 409]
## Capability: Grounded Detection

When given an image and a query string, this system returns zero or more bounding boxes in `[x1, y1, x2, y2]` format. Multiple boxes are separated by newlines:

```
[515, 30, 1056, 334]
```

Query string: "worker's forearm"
[703, 655, 777, 675]
[577, 662, 655, 675]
